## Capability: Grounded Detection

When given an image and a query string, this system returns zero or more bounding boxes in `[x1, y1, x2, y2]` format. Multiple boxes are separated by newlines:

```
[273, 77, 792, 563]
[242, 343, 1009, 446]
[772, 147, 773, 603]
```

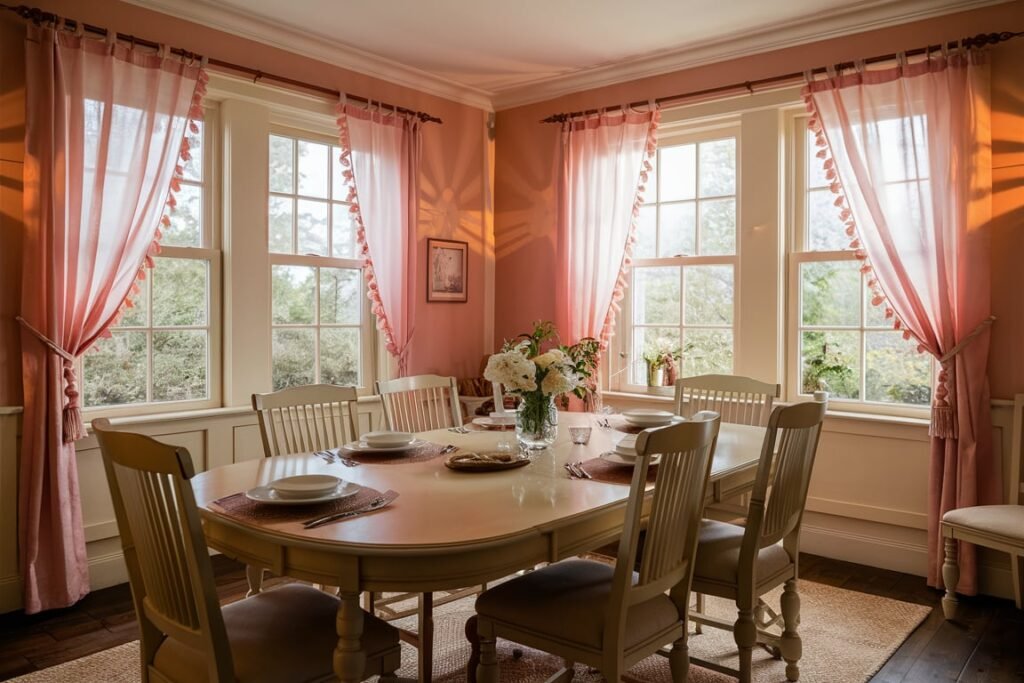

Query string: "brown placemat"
[210, 486, 398, 525]
[578, 457, 657, 486]
[342, 440, 451, 465]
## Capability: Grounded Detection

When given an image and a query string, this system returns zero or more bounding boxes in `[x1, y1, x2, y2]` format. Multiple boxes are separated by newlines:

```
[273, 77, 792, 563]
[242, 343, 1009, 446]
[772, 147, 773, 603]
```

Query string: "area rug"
[10, 581, 930, 683]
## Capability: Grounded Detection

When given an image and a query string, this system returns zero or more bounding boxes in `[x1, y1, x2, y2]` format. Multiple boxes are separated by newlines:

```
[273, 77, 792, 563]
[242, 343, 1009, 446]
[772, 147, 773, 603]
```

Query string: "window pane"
[153, 331, 207, 401]
[807, 188, 849, 251]
[120, 277, 148, 328]
[320, 268, 361, 325]
[684, 265, 733, 325]
[152, 258, 207, 327]
[320, 328, 360, 386]
[297, 199, 329, 256]
[634, 205, 656, 258]
[269, 135, 294, 193]
[800, 261, 860, 327]
[164, 183, 202, 247]
[801, 330, 860, 399]
[699, 198, 735, 255]
[633, 266, 679, 325]
[633, 327, 681, 385]
[877, 115, 929, 183]
[297, 140, 329, 198]
[181, 121, 203, 182]
[698, 138, 735, 198]
[272, 265, 315, 324]
[865, 331, 932, 405]
[268, 196, 294, 253]
[332, 145, 347, 201]
[684, 328, 733, 375]
[272, 328, 315, 390]
[659, 144, 696, 202]
[83, 331, 147, 407]
[332, 203, 357, 259]
[659, 202, 695, 257]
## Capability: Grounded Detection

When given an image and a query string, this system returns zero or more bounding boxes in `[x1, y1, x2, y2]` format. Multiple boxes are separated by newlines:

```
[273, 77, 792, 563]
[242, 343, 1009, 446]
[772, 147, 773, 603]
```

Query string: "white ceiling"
[128, 0, 1006, 110]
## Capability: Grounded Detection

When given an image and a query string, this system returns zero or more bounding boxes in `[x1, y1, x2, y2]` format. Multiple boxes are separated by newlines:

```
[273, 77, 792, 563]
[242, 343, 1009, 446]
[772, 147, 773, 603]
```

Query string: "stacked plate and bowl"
[599, 409, 684, 467]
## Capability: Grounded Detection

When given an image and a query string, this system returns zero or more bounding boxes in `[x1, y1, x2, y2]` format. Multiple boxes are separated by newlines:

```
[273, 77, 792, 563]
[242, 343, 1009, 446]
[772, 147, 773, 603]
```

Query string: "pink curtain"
[19, 24, 206, 612]
[336, 99, 422, 376]
[804, 50, 997, 593]
[555, 107, 659, 351]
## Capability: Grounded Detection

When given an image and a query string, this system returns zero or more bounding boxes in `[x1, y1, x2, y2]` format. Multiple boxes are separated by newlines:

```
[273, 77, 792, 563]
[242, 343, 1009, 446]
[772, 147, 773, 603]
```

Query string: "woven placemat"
[578, 457, 657, 486]
[210, 487, 398, 525]
[343, 440, 451, 465]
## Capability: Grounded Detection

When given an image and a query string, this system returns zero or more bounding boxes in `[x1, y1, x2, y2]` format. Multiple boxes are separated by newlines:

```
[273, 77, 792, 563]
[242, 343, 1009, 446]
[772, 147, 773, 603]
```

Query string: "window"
[625, 129, 738, 387]
[267, 132, 370, 390]
[789, 120, 933, 408]
[82, 113, 220, 412]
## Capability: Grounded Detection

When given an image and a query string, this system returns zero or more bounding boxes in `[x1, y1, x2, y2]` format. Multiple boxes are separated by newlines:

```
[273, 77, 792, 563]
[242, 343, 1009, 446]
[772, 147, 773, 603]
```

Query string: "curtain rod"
[0, 3, 444, 124]
[542, 30, 1024, 123]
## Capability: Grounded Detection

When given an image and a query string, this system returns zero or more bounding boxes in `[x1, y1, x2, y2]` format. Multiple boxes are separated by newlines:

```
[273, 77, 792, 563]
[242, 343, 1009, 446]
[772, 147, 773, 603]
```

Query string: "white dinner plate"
[622, 409, 683, 427]
[599, 451, 661, 467]
[245, 480, 361, 505]
[341, 439, 426, 454]
[473, 416, 515, 429]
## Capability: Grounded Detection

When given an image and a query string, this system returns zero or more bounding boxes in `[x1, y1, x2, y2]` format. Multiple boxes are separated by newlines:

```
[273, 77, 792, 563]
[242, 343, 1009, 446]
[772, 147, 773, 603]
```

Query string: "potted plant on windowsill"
[642, 338, 692, 387]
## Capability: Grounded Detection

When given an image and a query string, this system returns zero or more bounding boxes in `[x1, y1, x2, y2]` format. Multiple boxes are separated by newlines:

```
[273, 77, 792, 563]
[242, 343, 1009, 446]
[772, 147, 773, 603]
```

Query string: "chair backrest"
[743, 401, 827, 565]
[605, 413, 721, 650]
[252, 384, 360, 457]
[92, 418, 233, 682]
[375, 374, 463, 431]
[674, 374, 780, 426]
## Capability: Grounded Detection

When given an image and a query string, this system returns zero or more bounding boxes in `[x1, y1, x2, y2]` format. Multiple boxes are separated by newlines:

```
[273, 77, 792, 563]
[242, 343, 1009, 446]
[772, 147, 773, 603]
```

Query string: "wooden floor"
[0, 554, 1021, 682]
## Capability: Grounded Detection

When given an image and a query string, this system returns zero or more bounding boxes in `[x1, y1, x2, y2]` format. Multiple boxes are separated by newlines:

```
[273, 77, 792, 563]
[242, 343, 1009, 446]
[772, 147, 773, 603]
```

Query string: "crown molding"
[121, 0, 496, 111]
[490, 0, 1011, 110]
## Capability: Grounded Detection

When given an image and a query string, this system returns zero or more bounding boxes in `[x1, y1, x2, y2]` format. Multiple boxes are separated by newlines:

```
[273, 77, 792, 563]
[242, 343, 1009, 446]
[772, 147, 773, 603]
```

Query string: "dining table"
[191, 412, 768, 683]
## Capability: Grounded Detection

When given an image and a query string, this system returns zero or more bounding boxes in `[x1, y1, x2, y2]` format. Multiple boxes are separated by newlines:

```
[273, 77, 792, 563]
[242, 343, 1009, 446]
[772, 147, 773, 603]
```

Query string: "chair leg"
[734, 607, 756, 683]
[780, 579, 802, 682]
[941, 537, 960, 620]
[418, 592, 434, 683]
[476, 634, 499, 683]
[694, 593, 704, 634]
[669, 633, 689, 683]
[1012, 554, 1023, 610]
[245, 565, 264, 597]
[465, 615, 479, 683]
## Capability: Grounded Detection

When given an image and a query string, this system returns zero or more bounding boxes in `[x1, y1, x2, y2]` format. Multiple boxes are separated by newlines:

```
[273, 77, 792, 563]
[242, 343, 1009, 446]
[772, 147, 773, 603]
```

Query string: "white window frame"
[784, 110, 932, 417]
[81, 105, 223, 419]
[267, 124, 377, 393]
[612, 120, 741, 395]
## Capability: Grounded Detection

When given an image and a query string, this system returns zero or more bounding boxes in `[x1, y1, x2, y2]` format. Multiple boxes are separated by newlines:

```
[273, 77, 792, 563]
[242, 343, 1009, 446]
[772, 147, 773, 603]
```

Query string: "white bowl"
[269, 474, 341, 500]
[362, 431, 415, 448]
[622, 408, 675, 427]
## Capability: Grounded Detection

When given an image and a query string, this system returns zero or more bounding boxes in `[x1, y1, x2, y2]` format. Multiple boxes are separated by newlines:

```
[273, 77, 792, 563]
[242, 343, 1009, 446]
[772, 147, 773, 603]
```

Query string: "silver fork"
[447, 426, 470, 434]
[315, 450, 360, 467]
[564, 463, 582, 479]
[573, 461, 593, 479]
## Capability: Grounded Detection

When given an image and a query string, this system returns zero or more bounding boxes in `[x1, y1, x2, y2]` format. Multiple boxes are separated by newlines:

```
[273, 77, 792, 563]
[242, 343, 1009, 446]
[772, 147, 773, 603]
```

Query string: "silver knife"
[572, 462, 593, 480]
[303, 496, 389, 529]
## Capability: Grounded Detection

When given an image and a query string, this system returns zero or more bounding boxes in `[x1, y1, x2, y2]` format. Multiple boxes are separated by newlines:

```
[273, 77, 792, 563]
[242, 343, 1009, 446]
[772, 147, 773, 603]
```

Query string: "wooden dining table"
[191, 412, 767, 683]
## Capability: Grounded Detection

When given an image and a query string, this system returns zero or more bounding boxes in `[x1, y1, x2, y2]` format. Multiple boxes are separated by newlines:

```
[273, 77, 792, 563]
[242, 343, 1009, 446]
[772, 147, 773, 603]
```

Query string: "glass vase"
[516, 394, 558, 450]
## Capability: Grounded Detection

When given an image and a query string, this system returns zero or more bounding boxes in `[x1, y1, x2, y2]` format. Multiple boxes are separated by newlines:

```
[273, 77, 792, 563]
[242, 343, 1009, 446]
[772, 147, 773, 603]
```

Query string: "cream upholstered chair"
[376, 374, 463, 432]
[942, 393, 1024, 618]
[674, 374, 780, 427]
[688, 400, 826, 683]
[249, 384, 361, 594]
[473, 414, 721, 683]
[92, 418, 400, 683]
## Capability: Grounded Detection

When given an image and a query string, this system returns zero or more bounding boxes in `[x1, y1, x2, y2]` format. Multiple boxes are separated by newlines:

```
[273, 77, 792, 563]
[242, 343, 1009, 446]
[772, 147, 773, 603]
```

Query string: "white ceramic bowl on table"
[362, 431, 415, 448]
[269, 474, 342, 500]
[621, 409, 682, 428]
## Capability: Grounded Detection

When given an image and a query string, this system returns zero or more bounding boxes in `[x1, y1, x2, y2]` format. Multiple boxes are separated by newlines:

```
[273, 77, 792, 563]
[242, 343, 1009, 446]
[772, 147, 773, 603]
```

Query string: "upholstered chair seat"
[475, 560, 681, 651]
[693, 520, 793, 587]
[153, 584, 399, 683]
[942, 505, 1024, 541]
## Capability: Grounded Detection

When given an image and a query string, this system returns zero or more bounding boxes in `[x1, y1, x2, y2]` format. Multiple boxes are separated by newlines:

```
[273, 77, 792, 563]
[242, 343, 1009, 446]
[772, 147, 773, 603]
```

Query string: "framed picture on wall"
[427, 238, 468, 303]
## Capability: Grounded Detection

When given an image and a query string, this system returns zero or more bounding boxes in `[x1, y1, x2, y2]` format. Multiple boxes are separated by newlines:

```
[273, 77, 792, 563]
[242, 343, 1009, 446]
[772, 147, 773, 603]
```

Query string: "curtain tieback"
[931, 316, 996, 439]
[16, 316, 85, 443]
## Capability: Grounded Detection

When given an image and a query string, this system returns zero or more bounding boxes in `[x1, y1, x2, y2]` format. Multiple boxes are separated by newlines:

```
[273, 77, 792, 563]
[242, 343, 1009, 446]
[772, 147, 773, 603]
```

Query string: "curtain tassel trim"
[16, 316, 85, 442]
[597, 106, 661, 349]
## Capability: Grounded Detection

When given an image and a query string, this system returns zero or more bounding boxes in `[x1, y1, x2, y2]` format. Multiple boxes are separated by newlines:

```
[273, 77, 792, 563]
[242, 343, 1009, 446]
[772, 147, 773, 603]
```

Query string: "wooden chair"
[472, 414, 722, 683]
[942, 392, 1024, 618]
[674, 374, 780, 427]
[687, 400, 827, 683]
[373, 373, 471, 681]
[376, 374, 463, 432]
[249, 384, 360, 595]
[91, 418, 400, 683]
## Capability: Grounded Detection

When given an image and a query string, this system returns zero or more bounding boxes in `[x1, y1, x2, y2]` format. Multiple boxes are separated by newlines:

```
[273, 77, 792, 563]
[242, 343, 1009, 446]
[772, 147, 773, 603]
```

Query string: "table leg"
[334, 592, 366, 683]
[418, 592, 434, 683]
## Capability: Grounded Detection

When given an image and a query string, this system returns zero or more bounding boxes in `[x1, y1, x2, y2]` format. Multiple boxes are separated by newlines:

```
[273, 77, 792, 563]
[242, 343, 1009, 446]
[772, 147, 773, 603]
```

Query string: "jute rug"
[10, 581, 930, 683]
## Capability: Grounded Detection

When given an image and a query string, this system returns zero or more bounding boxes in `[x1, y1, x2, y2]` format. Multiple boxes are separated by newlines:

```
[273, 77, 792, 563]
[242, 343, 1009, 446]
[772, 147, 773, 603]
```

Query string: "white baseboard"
[802, 522, 929, 577]
[0, 550, 129, 614]
[0, 574, 21, 614]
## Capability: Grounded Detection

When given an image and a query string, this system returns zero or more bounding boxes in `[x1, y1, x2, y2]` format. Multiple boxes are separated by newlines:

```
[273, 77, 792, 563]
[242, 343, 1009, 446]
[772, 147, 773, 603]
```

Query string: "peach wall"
[493, 1, 1024, 398]
[0, 0, 491, 406]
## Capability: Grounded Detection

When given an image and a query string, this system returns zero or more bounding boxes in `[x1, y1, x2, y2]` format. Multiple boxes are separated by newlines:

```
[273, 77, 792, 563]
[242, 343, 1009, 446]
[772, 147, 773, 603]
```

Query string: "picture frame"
[427, 238, 468, 303]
